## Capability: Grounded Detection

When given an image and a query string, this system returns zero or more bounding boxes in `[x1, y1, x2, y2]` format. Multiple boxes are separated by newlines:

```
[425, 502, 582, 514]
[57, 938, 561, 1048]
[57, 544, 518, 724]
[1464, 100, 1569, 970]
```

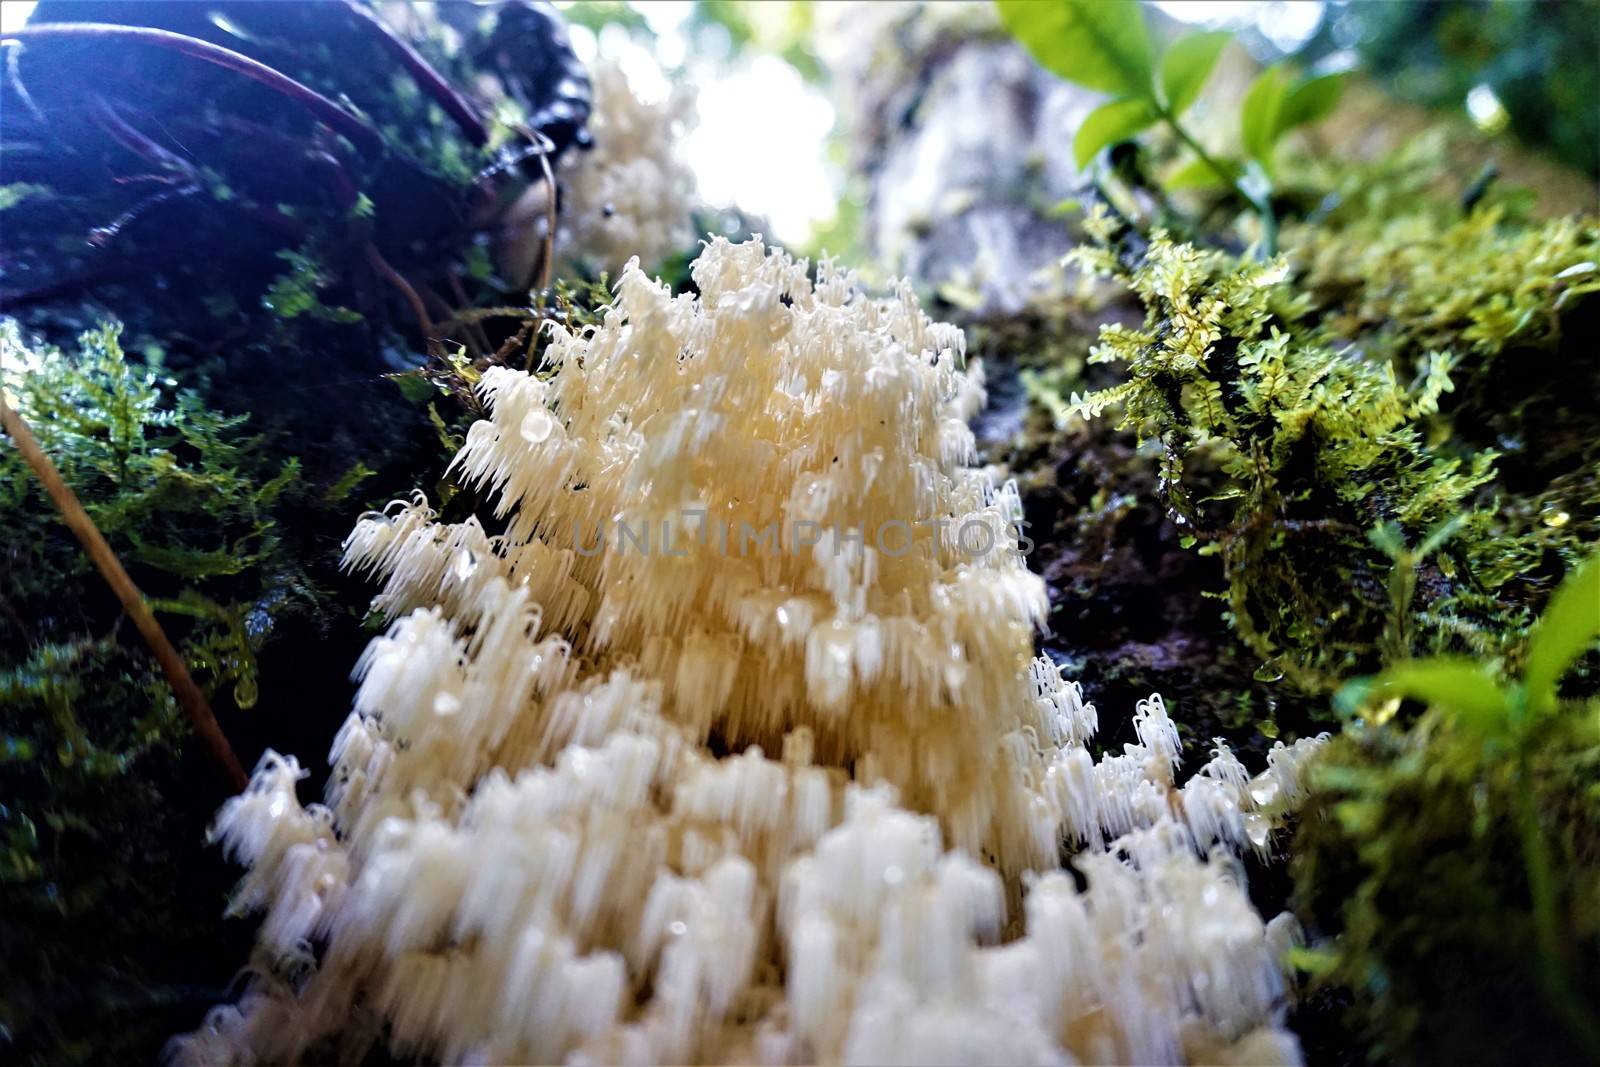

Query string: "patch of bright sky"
[1, 1, 38, 33]
[681, 56, 836, 245]
[1154, 1, 1326, 54]
[561, 1, 840, 248]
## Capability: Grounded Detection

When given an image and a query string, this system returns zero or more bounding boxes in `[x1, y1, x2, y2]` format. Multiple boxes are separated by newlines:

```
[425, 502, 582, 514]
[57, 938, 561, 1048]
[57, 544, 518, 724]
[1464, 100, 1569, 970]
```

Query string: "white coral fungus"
[560, 61, 696, 276]
[175, 238, 1323, 1066]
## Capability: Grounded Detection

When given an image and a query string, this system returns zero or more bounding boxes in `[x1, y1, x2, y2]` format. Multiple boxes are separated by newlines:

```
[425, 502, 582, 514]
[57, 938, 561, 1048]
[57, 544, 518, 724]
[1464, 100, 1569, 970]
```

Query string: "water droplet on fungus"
[520, 408, 555, 443]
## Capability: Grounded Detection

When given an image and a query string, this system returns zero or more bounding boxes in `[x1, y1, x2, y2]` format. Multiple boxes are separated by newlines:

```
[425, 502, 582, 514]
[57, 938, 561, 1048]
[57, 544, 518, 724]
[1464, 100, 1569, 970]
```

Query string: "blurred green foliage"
[1310, 0, 1600, 176]
[1000, 0, 1348, 257]
[563, 0, 822, 81]
[690, 0, 821, 81]
[1295, 555, 1600, 1062]
[558, 0, 654, 37]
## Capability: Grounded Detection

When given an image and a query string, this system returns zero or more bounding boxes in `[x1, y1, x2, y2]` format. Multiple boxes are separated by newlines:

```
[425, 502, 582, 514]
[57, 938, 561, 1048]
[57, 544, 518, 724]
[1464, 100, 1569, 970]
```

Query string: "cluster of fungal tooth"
[559, 61, 697, 276]
[175, 238, 1322, 1066]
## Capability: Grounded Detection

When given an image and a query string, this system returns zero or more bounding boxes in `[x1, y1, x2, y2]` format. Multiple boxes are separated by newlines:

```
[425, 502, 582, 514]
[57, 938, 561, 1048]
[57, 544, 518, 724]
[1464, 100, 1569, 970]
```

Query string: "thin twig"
[1160, 110, 1278, 258]
[491, 320, 533, 368]
[4, 23, 384, 156]
[440, 305, 540, 327]
[416, 281, 473, 355]
[91, 93, 195, 173]
[0, 392, 248, 791]
[514, 125, 560, 293]
[447, 270, 495, 355]
[88, 182, 202, 249]
[416, 281, 456, 322]
[365, 243, 437, 350]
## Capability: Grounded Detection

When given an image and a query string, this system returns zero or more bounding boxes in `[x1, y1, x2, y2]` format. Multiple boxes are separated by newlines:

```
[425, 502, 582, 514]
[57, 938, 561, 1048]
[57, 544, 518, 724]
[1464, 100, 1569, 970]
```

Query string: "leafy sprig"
[997, 0, 1345, 255]
[1333, 553, 1600, 1055]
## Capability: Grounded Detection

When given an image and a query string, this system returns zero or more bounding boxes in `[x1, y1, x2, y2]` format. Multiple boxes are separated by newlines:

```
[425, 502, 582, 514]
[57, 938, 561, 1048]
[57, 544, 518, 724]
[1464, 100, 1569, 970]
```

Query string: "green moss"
[1293, 556, 1600, 1061]
[262, 248, 364, 324]
[1037, 144, 1598, 695]
[1054, 218, 1492, 689]
[0, 320, 327, 1061]
[1290, 202, 1598, 369]
[1293, 711, 1600, 1063]
[1, 322, 321, 670]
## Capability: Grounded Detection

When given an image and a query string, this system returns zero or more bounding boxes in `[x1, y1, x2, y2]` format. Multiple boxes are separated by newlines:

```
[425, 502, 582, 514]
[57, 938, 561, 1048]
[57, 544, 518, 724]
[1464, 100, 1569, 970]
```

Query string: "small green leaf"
[1367, 520, 1407, 561]
[1414, 514, 1465, 562]
[1285, 944, 1338, 979]
[1332, 677, 1375, 719]
[323, 461, 377, 505]
[427, 402, 463, 453]
[1240, 64, 1291, 169]
[1523, 552, 1600, 709]
[1278, 71, 1346, 134]
[0, 182, 52, 212]
[1073, 97, 1158, 168]
[1165, 153, 1241, 190]
[256, 458, 301, 507]
[1367, 659, 1511, 735]
[1159, 30, 1231, 114]
[390, 372, 438, 405]
[997, 0, 1156, 99]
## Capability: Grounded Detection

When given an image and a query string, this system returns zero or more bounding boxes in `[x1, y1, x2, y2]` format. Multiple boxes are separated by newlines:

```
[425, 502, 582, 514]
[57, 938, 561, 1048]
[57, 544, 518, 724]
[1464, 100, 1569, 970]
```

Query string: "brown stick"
[365, 243, 437, 350]
[0, 392, 248, 791]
